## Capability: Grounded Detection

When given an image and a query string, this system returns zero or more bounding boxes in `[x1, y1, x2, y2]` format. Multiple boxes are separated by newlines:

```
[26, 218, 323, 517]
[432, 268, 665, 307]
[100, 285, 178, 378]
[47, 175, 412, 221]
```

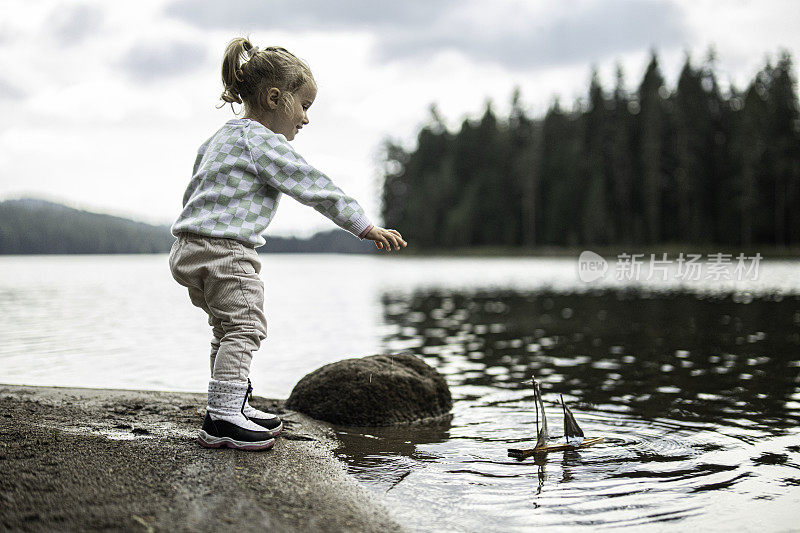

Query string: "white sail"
[533, 377, 549, 448]
[561, 394, 585, 446]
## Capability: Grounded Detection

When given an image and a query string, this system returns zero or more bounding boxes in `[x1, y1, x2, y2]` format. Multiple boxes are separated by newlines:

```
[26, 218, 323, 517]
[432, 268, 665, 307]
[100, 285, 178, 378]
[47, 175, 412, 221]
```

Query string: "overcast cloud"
[118, 41, 210, 81]
[373, 1, 687, 69]
[0, 78, 24, 101]
[165, 0, 458, 33]
[165, 0, 687, 70]
[0, 0, 798, 236]
[48, 4, 104, 46]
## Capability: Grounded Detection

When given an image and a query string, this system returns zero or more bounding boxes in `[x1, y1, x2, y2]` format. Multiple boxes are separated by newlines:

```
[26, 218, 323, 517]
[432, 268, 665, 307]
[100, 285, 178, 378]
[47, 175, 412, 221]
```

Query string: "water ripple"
[334, 287, 800, 531]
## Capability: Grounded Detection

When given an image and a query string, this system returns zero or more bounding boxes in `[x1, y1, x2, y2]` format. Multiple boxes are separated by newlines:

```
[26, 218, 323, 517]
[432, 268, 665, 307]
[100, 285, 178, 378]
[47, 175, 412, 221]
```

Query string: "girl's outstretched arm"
[363, 226, 407, 252]
[249, 131, 372, 238]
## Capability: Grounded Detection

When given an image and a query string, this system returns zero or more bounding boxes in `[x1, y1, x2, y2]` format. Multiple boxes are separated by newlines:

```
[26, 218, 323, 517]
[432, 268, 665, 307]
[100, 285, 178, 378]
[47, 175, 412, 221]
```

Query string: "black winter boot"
[198, 379, 275, 451]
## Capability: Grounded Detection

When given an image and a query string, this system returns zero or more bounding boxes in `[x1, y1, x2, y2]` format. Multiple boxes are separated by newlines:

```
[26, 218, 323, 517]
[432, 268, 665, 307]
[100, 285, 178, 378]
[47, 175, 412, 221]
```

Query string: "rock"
[285, 354, 452, 426]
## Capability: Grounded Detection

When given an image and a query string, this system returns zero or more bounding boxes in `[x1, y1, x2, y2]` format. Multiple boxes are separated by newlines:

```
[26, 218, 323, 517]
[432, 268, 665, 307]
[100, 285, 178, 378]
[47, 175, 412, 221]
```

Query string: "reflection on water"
[334, 289, 800, 531]
[335, 420, 452, 493]
[2, 255, 799, 530]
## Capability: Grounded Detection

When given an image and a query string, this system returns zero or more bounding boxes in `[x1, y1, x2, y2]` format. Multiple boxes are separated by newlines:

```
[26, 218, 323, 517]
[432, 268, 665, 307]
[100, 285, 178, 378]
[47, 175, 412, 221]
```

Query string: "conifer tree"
[674, 54, 707, 242]
[766, 52, 800, 245]
[379, 49, 799, 251]
[509, 88, 541, 246]
[609, 65, 636, 244]
[582, 70, 613, 244]
[637, 52, 669, 243]
[539, 100, 582, 245]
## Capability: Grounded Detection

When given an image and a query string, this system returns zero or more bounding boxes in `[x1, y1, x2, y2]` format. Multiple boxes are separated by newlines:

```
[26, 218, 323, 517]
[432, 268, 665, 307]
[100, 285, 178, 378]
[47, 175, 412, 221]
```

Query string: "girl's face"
[271, 82, 317, 141]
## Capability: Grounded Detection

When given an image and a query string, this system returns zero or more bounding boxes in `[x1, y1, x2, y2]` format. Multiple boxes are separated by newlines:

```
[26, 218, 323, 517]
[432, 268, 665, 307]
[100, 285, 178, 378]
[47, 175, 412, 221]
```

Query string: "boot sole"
[197, 430, 275, 451]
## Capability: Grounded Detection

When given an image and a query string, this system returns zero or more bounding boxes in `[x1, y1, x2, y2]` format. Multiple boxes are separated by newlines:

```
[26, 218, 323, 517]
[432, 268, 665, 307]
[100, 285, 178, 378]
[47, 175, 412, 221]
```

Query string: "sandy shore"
[0, 385, 405, 532]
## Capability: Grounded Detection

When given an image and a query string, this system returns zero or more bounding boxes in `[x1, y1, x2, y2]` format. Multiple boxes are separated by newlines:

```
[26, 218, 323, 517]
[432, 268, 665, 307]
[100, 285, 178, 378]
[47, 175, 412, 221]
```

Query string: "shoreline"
[3, 243, 800, 259]
[0, 384, 405, 532]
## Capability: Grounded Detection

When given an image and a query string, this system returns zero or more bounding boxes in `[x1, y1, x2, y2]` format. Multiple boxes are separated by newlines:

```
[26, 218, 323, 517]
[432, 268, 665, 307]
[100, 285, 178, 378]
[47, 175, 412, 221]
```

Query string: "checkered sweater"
[171, 118, 373, 247]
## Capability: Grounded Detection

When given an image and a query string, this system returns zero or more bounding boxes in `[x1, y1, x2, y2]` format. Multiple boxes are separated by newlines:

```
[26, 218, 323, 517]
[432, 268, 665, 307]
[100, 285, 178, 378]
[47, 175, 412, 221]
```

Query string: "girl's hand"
[365, 226, 407, 252]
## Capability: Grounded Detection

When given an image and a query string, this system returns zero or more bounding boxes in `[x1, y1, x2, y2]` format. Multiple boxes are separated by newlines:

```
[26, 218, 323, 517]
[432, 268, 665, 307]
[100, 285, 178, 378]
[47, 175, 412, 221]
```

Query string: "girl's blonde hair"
[220, 37, 315, 114]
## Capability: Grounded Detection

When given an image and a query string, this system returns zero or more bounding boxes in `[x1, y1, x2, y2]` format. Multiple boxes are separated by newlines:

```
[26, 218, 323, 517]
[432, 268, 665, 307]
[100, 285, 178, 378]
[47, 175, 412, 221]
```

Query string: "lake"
[1, 253, 799, 531]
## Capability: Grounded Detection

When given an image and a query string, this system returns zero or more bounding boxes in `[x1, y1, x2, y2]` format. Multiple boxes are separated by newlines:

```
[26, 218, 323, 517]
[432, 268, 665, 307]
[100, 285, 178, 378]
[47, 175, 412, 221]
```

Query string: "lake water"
[1, 253, 799, 531]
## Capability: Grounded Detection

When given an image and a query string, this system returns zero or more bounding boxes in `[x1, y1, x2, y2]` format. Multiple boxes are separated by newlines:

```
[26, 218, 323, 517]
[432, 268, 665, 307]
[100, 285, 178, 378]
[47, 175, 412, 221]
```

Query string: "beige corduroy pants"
[169, 233, 267, 382]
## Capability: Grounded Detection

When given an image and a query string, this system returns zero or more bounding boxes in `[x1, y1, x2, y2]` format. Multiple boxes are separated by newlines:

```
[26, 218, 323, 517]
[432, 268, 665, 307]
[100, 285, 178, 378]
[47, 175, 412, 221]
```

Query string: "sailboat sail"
[561, 394, 585, 446]
[509, 380, 603, 458]
[533, 378, 549, 448]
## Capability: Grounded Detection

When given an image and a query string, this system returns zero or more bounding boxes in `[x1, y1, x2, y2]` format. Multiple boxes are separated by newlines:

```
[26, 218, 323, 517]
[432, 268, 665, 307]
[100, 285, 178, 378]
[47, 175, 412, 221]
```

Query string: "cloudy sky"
[1, 0, 798, 238]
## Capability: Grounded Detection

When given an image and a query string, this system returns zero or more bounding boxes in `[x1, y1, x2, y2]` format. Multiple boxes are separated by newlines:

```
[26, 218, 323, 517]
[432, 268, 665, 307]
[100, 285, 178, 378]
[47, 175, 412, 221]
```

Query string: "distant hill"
[0, 198, 373, 254]
[0, 199, 174, 254]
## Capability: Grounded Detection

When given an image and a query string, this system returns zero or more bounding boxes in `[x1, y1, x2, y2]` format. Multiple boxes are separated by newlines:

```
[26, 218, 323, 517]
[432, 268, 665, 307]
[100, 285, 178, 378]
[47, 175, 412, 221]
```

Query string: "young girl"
[169, 38, 407, 451]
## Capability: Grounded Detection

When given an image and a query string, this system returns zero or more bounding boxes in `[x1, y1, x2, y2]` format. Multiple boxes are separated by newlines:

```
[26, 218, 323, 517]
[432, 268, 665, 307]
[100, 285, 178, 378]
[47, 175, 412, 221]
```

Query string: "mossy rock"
[285, 354, 452, 426]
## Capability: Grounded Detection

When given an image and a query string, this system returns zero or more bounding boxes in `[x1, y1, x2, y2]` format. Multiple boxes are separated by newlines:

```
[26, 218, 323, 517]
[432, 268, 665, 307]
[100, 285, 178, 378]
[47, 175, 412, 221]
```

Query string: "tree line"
[381, 50, 800, 249]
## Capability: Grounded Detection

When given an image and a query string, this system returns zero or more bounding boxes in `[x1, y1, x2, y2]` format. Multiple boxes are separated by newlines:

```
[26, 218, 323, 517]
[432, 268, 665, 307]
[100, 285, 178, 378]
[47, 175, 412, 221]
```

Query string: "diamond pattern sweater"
[171, 118, 373, 247]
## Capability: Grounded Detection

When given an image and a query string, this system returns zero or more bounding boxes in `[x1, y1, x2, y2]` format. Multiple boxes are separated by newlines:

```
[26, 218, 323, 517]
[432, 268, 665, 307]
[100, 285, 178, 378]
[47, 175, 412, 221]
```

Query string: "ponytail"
[219, 37, 315, 114]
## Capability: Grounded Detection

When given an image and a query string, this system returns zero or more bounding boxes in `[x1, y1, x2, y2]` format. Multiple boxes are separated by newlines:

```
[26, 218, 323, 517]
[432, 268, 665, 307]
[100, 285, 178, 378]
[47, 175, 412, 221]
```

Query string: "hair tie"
[247, 46, 260, 60]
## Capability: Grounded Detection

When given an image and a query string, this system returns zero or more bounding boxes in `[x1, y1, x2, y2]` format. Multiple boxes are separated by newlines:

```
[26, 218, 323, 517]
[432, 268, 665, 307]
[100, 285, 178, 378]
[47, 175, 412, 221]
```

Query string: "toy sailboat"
[508, 376, 604, 459]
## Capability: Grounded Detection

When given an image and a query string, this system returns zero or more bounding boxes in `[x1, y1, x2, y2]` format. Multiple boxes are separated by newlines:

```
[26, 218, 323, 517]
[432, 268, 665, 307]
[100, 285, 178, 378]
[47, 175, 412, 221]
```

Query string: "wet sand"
[0, 385, 405, 532]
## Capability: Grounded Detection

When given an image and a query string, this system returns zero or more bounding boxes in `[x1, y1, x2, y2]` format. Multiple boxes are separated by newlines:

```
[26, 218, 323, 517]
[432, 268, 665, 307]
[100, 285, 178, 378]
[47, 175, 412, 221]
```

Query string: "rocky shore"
[0, 385, 405, 532]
